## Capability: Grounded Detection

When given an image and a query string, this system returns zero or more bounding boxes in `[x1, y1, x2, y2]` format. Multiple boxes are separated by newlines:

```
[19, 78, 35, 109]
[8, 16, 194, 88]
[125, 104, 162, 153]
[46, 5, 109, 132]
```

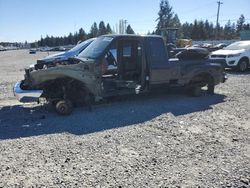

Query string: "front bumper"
[210, 56, 240, 67]
[13, 81, 43, 103]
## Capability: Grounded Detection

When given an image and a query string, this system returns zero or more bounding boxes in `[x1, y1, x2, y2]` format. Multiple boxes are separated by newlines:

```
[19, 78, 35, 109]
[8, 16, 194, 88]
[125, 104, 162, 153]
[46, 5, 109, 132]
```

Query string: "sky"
[0, 0, 249, 42]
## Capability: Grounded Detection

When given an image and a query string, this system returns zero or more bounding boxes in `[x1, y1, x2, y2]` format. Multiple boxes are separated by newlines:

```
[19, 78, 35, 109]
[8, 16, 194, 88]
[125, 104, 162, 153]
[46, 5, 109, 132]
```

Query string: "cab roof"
[101, 34, 163, 39]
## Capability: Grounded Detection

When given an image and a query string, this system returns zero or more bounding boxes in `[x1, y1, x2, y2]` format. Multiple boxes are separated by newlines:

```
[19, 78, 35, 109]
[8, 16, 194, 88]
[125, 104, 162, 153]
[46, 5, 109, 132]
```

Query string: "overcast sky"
[0, 0, 249, 42]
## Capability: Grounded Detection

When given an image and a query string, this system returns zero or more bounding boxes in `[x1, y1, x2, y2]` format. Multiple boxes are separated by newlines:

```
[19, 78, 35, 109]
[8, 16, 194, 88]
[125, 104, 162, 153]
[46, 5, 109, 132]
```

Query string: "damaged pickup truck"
[14, 35, 227, 115]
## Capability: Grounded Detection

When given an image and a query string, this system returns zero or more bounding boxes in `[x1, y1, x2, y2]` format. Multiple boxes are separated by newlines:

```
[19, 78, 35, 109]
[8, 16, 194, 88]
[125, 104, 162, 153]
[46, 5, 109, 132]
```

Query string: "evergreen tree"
[89, 22, 98, 38]
[237, 14, 245, 32]
[106, 23, 112, 34]
[61, 36, 65, 46]
[78, 28, 86, 41]
[55, 37, 59, 46]
[67, 33, 74, 44]
[208, 22, 215, 39]
[40, 36, 44, 46]
[98, 21, 107, 36]
[224, 20, 232, 39]
[197, 20, 206, 40]
[44, 35, 49, 46]
[204, 20, 210, 40]
[73, 32, 78, 44]
[50, 36, 56, 46]
[231, 22, 236, 31]
[191, 20, 199, 40]
[147, 31, 152, 35]
[171, 14, 181, 38]
[180, 22, 191, 39]
[170, 14, 181, 28]
[156, 0, 174, 35]
[126, 25, 135, 34]
[217, 25, 223, 40]
[243, 23, 250, 30]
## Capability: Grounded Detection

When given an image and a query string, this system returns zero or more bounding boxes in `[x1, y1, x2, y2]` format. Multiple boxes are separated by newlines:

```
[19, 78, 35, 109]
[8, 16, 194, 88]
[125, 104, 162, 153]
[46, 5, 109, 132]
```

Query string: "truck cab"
[78, 35, 224, 96]
[77, 35, 182, 96]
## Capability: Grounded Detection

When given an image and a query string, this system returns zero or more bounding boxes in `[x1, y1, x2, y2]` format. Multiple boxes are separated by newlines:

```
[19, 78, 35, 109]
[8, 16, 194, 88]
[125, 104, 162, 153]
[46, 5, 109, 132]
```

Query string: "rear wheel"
[207, 77, 215, 95]
[238, 59, 248, 72]
[207, 84, 215, 95]
[55, 100, 73, 115]
[189, 86, 202, 97]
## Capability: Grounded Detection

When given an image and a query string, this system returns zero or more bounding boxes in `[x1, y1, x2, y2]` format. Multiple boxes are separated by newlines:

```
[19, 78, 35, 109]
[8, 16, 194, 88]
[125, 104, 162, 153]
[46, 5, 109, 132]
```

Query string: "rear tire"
[207, 78, 215, 95]
[189, 86, 202, 97]
[55, 100, 73, 115]
[238, 59, 248, 72]
[207, 84, 215, 95]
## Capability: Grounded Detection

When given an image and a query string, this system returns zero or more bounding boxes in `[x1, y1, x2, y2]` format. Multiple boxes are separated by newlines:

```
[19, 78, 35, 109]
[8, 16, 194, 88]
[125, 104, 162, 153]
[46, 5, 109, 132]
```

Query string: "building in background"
[240, 30, 250, 40]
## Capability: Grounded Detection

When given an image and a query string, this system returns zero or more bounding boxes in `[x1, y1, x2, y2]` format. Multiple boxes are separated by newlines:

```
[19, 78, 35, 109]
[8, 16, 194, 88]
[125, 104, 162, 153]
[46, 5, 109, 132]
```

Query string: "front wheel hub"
[55, 100, 73, 115]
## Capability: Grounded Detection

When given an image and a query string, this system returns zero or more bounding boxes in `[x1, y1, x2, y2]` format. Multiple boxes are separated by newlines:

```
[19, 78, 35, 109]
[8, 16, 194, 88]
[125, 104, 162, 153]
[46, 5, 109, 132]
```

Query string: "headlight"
[228, 53, 241, 58]
[29, 64, 35, 68]
[43, 64, 48, 69]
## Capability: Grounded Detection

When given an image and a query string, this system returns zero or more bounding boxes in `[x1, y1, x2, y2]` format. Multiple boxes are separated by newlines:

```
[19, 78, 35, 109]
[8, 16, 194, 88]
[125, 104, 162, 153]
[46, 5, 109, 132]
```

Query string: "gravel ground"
[0, 50, 250, 187]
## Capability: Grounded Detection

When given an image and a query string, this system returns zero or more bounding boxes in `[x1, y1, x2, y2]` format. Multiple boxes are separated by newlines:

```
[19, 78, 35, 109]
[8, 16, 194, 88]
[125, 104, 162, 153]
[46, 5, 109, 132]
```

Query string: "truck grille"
[37, 60, 45, 64]
[211, 55, 227, 58]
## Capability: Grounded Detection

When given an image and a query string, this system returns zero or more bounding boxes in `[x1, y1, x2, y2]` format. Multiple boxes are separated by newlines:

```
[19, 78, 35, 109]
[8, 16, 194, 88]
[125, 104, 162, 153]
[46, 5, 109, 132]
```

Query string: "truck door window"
[103, 43, 118, 75]
[123, 46, 132, 57]
[109, 49, 117, 62]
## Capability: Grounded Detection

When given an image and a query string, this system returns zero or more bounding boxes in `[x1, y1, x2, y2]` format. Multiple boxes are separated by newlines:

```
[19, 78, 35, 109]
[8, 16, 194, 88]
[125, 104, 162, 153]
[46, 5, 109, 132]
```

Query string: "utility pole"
[216, 1, 223, 40]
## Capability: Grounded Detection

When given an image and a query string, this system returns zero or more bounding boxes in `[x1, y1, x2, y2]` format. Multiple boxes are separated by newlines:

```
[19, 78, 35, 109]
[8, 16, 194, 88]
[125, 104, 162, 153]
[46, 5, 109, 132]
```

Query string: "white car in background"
[210, 40, 250, 72]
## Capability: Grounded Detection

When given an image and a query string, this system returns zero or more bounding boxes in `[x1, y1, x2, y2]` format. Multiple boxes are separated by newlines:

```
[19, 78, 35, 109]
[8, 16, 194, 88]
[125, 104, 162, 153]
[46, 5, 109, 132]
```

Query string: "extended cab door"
[146, 37, 180, 85]
[117, 39, 143, 81]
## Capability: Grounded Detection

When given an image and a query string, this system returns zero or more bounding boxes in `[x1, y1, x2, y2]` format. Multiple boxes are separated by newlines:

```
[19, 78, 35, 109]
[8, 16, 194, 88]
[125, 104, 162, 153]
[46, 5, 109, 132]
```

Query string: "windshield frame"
[78, 36, 115, 60]
[68, 38, 95, 53]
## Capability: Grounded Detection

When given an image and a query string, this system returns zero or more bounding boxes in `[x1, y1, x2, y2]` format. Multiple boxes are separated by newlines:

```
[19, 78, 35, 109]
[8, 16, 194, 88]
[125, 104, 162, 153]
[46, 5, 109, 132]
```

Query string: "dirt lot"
[0, 50, 250, 187]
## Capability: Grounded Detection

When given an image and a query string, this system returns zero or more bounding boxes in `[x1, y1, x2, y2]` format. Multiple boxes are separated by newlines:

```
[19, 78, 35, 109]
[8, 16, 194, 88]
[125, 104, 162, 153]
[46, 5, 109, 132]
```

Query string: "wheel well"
[190, 73, 214, 86]
[40, 77, 90, 102]
[239, 57, 249, 64]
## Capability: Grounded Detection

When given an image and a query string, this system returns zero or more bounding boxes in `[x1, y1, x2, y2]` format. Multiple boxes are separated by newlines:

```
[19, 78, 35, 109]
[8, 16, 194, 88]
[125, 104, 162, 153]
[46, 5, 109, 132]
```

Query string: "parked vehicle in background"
[35, 38, 95, 69]
[210, 40, 250, 72]
[14, 35, 226, 115]
[29, 48, 37, 54]
[214, 43, 227, 49]
[39, 47, 52, 52]
[49, 46, 67, 51]
[205, 43, 227, 52]
[0, 45, 6, 51]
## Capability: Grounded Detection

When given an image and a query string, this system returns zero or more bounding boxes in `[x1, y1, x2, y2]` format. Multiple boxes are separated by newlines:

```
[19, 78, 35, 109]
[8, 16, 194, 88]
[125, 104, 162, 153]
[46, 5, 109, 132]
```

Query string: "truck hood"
[211, 49, 245, 55]
[39, 51, 75, 63]
[43, 52, 65, 59]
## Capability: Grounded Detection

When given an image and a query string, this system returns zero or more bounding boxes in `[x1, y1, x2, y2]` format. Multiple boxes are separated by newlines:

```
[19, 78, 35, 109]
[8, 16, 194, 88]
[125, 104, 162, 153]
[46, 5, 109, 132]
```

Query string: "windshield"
[78, 36, 114, 59]
[68, 38, 95, 52]
[225, 41, 250, 50]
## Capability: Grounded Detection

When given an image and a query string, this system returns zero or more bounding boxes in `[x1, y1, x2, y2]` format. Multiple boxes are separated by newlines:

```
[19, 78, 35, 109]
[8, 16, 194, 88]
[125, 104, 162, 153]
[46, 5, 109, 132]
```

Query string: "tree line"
[154, 0, 250, 40]
[36, 21, 135, 47]
[34, 0, 249, 47]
